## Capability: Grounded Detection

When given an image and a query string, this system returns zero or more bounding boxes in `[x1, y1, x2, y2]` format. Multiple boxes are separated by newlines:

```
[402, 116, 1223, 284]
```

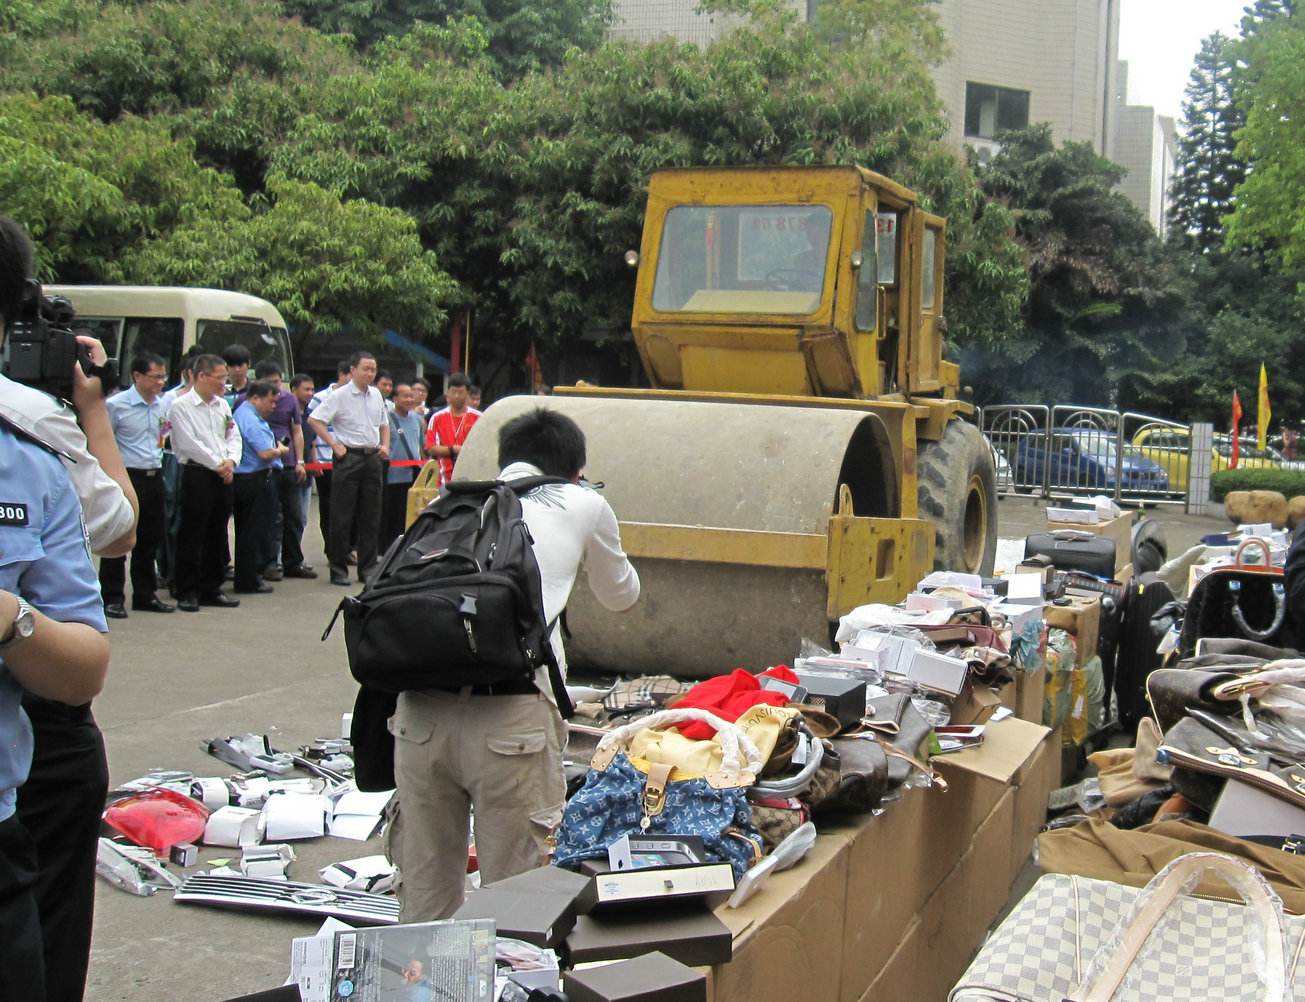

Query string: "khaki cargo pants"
[388, 688, 566, 921]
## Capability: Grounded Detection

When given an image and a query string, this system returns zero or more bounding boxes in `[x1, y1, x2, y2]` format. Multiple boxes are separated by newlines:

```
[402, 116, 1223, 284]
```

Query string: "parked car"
[1131, 427, 1294, 487]
[1015, 427, 1170, 493]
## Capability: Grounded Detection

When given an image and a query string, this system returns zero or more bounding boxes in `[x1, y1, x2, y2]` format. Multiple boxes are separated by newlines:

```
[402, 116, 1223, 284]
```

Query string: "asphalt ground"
[81, 494, 1230, 1000]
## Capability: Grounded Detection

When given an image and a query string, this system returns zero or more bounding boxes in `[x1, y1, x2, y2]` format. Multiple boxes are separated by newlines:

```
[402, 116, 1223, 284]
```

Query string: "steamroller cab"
[456, 166, 997, 676]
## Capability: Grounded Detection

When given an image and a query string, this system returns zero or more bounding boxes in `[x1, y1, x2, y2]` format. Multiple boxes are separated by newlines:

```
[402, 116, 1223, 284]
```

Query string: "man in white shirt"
[307, 351, 390, 586]
[168, 354, 243, 611]
[390, 407, 640, 921]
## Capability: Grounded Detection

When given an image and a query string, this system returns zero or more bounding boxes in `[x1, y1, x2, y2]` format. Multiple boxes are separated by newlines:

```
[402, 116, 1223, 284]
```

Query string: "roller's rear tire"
[917, 420, 998, 575]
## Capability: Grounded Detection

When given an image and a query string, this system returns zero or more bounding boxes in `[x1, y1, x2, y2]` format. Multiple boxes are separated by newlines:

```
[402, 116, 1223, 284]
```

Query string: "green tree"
[0, 92, 247, 281]
[1226, 12, 1305, 278]
[967, 126, 1191, 408]
[1168, 33, 1244, 252]
[124, 177, 458, 348]
[279, 0, 613, 77]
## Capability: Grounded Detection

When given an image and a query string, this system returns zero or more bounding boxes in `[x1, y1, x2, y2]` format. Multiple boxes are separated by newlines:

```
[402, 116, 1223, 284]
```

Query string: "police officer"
[0, 217, 116, 1000]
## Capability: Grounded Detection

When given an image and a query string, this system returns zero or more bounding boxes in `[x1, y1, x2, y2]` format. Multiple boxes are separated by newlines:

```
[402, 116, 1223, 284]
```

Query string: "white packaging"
[908, 648, 970, 697]
[261, 793, 331, 841]
[203, 805, 264, 848]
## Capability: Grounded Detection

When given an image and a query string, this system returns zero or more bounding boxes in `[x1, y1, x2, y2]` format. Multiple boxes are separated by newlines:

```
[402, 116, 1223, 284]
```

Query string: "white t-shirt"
[499, 462, 640, 693]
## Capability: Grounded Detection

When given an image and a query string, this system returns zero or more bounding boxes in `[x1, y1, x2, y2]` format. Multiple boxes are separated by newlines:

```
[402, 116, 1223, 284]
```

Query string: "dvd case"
[330, 919, 496, 1001]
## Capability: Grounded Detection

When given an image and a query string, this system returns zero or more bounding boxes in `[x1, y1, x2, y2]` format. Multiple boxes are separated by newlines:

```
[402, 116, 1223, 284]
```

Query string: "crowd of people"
[98, 346, 484, 617]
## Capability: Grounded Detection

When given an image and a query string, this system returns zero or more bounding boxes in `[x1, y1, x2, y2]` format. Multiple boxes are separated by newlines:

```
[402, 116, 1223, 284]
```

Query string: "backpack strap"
[542, 615, 575, 720]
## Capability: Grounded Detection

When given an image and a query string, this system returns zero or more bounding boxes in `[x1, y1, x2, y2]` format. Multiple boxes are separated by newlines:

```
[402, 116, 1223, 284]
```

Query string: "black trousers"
[174, 464, 233, 598]
[315, 470, 333, 553]
[0, 816, 44, 1000]
[98, 467, 165, 604]
[15, 699, 108, 1002]
[380, 480, 413, 554]
[233, 469, 274, 591]
[329, 449, 383, 576]
[276, 467, 308, 570]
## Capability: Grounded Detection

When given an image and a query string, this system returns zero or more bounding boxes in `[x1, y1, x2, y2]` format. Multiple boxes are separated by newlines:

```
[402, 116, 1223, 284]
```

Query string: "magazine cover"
[330, 919, 496, 1001]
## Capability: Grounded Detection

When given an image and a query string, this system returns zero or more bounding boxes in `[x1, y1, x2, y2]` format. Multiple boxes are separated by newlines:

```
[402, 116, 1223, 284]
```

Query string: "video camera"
[2, 278, 112, 401]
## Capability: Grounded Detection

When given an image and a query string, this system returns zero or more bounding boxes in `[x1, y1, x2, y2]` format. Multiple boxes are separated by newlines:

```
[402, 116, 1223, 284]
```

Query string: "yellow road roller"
[455, 166, 997, 676]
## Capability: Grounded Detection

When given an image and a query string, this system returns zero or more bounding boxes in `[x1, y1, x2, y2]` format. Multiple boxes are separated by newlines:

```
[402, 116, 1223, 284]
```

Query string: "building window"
[964, 83, 1030, 140]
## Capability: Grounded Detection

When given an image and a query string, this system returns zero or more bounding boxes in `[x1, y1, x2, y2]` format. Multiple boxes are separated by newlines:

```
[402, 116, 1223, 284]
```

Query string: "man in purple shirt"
[251, 360, 317, 580]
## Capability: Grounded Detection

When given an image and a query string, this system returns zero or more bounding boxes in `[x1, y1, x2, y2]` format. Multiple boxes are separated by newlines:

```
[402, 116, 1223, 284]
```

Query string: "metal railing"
[979, 406, 1190, 506]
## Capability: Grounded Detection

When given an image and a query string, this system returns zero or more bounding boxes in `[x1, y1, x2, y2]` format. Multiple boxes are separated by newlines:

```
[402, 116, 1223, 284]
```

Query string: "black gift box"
[454, 885, 578, 949]
[794, 671, 867, 730]
[564, 902, 732, 967]
[564, 951, 708, 1002]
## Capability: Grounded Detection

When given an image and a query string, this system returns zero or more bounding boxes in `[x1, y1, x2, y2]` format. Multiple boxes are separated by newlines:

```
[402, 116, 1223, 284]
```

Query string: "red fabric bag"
[674, 666, 799, 740]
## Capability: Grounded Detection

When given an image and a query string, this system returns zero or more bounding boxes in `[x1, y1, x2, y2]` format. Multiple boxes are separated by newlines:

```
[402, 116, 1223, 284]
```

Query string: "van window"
[121, 318, 183, 386]
[197, 319, 292, 378]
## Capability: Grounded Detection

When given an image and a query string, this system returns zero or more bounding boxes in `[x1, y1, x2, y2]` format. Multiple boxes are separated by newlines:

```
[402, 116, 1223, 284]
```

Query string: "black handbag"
[1179, 538, 1291, 656]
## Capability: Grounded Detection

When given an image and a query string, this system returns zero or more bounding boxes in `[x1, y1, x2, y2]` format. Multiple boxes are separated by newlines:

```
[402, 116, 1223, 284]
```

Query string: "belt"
[233, 469, 269, 478]
[127, 467, 160, 478]
[429, 679, 539, 697]
[344, 446, 380, 455]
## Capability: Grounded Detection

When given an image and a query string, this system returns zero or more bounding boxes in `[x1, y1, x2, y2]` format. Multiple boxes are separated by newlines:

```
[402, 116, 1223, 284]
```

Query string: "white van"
[44, 286, 294, 389]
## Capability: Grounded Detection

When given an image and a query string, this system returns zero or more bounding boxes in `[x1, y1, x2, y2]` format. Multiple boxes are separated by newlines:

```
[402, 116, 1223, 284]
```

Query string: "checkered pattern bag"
[951, 853, 1305, 1001]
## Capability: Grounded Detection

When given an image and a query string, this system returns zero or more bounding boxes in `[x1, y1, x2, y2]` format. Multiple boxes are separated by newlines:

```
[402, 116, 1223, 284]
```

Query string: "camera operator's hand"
[331, 440, 347, 460]
[71, 335, 107, 413]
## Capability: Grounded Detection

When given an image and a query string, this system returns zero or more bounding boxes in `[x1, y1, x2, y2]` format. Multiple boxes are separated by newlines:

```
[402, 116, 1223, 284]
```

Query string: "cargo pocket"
[529, 803, 565, 864]
[486, 730, 547, 758]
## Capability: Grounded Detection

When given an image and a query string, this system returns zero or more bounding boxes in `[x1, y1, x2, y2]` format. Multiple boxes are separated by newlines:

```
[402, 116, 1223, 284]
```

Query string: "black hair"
[193, 353, 226, 377]
[130, 352, 167, 376]
[290, 372, 313, 390]
[498, 407, 586, 479]
[336, 359, 352, 376]
[0, 216, 35, 324]
[348, 350, 376, 369]
[415, 377, 431, 393]
[468, 384, 481, 395]
[178, 349, 200, 376]
[447, 373, 471, 390]
[245, 380, 277, 400]
[253, 359, 282, 380]
[377, 369, 392, 382]
[221, 344, 252, 367]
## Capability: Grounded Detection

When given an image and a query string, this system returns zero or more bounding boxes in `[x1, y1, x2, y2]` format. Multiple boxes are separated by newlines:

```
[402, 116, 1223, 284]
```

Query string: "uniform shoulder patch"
[0, 502, 29, 527]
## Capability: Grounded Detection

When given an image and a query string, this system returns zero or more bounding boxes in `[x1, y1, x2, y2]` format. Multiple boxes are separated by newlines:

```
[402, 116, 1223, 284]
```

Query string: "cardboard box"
[1016, 665, 1046, 725]
[1009, 726, 1058, 883]
[950, 682, 1005, 725]
[858, 788, 1018, 1002]
[454, 885, 578, 949]
[1045, 510, 1136, 574]
[566, 904, 732, 968]
[1043, 593, 1101, 667]
[566, 952, 708, 1002]
[709, 828, 852, 1002]
[836, 717, 1049, 1002]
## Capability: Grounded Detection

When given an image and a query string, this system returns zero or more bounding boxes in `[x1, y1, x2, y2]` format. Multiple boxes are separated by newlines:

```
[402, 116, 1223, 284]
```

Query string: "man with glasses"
[98, 353, 174, 619]
[169, 354, 242, 612]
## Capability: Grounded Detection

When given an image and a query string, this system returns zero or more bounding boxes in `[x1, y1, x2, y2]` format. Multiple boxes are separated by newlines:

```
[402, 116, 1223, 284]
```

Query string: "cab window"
[854, 210, 879, 332]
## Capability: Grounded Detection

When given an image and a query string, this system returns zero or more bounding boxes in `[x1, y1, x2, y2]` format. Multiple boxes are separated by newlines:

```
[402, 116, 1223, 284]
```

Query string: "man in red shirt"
[424, 373, 479, 485]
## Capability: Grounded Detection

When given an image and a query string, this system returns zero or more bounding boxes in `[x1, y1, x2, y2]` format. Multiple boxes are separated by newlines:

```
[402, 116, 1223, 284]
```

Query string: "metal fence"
[980, 406, 1190, 506]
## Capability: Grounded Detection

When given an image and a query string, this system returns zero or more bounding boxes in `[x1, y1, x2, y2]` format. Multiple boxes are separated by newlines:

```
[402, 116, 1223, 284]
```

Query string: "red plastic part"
[103, 788, 210, 854]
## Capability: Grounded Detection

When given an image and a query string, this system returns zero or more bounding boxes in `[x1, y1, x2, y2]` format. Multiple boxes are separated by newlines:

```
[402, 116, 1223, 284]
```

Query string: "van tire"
[918, 419, 998, 575]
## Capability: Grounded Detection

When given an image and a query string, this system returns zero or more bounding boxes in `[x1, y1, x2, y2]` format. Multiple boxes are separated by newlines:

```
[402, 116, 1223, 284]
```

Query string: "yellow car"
[1132, 427, 1285, 488]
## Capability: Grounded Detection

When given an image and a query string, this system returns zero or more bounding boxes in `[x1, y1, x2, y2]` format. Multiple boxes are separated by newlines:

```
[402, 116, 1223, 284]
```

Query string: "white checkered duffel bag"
[951, 852, 1305, 1001]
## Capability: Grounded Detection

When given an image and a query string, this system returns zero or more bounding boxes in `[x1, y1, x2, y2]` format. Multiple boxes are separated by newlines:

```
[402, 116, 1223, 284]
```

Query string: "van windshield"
[652, 204, 833, 314]
[197, 320, 292, 377]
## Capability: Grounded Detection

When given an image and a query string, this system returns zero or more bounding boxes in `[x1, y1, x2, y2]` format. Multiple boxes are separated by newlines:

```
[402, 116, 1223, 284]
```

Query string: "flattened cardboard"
[454, 886, 577, 949]
[565, 951, 708, 1002]
[838, 718, 1046, 1002]
[710, 827, 851, 1002]
[859, 789, 1018, 1002]
[565, 904, 732, 968]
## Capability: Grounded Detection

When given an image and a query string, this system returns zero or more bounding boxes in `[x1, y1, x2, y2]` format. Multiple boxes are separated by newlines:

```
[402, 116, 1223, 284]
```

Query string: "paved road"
[83, 495, 1228, 999]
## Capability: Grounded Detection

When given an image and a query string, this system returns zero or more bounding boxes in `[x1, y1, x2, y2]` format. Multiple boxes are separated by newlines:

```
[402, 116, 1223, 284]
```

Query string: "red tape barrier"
[303, 458, 427, 473]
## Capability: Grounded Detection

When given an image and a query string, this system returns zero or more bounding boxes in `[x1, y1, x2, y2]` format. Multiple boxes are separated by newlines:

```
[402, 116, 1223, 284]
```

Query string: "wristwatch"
[0, 597, 35, 650]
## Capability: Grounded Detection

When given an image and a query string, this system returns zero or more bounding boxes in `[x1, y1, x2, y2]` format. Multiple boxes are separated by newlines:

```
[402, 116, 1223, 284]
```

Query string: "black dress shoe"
[234, 583, 274, 595]
[103, 602, 128, 620]
[330, 571, 351, 586]
[284, 565, 318, 579]
[132, 595, 176, 613]
[262, 565, 284, 582]
[177, 596, 200, 612]
[199, 592, 240, 608]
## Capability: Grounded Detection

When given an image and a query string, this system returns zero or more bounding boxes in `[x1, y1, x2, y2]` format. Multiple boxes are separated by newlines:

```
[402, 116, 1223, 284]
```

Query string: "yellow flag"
[1258, 363, 1272, 451]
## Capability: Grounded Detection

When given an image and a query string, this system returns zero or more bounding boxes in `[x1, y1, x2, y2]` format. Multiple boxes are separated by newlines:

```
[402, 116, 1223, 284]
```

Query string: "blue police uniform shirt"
[0, 422, 108, 822]
[234, 401, 282, 475]
[105, 385, 166, 470]
[386, 410, 425, 485]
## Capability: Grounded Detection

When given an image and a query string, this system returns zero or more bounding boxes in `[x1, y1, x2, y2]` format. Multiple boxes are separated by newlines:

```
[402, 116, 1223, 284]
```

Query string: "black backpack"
[324, 477, 572, 713]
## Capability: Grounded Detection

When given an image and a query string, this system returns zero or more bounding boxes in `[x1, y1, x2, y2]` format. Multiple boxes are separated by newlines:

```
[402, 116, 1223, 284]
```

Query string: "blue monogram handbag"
[554, 709, 766, 877]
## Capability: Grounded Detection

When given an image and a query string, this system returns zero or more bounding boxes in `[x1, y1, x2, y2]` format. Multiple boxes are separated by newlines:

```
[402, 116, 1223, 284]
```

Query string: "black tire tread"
[917, 419, 998, 575]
